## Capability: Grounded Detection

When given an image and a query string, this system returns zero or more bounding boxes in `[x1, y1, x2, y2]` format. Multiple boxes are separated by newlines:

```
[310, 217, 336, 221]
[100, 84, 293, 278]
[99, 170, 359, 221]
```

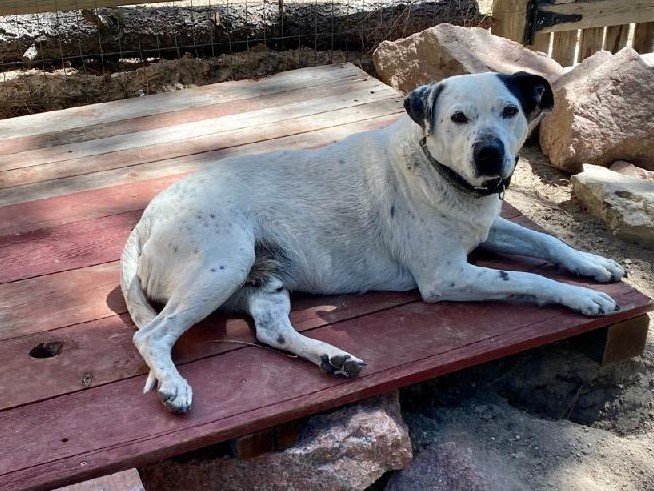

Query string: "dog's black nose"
[473, 138, 505, 177]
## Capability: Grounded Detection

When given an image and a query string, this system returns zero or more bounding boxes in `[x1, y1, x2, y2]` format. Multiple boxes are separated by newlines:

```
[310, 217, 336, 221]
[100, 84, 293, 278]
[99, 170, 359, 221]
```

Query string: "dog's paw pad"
[320, 354, 366, 378]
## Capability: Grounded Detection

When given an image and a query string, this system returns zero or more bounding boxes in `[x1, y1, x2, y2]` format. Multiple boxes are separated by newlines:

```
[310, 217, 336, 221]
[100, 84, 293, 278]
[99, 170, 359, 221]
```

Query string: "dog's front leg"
[483, 217, 625, 282]
[418, 261, 619, 316]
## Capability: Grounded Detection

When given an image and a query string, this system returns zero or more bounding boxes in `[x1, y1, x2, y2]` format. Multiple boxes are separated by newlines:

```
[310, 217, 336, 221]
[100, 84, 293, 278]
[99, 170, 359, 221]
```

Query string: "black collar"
[419, 137, 512, 200]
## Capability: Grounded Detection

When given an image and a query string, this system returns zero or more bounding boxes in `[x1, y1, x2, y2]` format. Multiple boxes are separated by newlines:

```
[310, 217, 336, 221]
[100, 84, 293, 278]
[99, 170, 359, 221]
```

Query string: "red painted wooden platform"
[0, 64, 650, 490]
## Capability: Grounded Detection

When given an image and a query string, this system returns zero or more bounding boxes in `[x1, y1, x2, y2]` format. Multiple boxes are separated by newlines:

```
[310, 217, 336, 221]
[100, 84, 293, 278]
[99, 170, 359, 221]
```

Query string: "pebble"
[624, 258, 633, 264]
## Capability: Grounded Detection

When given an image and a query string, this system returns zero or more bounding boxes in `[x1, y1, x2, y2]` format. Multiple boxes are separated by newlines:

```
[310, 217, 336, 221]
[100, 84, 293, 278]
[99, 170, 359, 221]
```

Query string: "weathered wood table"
[0, 63, 650, 490]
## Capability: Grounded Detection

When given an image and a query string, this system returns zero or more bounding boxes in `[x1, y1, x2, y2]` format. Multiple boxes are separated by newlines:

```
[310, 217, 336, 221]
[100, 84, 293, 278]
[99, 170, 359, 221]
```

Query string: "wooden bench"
[0, 63, 650, 490]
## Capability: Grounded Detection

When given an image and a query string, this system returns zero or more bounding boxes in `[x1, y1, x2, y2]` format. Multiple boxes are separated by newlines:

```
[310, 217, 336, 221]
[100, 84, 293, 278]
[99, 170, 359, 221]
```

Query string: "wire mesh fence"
[0, 0, 489, 118]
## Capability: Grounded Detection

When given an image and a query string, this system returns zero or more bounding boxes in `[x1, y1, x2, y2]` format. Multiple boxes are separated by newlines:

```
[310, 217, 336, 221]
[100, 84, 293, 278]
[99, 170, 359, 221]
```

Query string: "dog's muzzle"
[420, 137, 513, 200]
[473, 137, 506, 178]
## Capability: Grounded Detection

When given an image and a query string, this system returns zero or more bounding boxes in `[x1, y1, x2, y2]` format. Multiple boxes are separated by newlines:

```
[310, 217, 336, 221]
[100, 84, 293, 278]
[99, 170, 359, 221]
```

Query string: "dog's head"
[404, 71, 553, 188]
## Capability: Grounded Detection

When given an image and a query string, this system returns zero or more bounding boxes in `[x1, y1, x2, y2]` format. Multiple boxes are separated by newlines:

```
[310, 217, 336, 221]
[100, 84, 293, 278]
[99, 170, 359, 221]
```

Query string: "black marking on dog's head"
[496, 71, 554, 119]
[403, 82, 444, 134]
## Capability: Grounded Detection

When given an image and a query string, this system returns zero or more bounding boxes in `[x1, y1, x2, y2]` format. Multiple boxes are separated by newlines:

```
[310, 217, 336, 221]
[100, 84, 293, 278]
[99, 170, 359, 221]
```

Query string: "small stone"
[624, 258, 633, 265]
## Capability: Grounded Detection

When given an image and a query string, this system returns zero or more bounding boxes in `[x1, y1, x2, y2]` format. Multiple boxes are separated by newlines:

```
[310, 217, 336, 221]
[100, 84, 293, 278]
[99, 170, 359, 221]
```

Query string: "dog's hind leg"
[134, 252, 253, 413]
[243, 278, 366, 377]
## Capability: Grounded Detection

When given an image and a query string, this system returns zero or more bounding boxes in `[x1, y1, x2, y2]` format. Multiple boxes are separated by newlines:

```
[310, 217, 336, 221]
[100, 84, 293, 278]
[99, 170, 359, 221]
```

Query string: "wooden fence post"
[633, 22, 654, 53]
[605, 24, 630, 53]
[551, 30, 578, 66]
[578, 27, 605, 61]
[491, 0, 529, 43]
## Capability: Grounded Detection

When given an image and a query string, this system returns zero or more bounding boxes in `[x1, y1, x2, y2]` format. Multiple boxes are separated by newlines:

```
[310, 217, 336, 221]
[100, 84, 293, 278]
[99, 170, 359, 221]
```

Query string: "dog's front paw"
[560, 251, 625, 283]
[562, 285, 619, 316]
[320, 353, 367, 378]
[157, 375, 193, 414]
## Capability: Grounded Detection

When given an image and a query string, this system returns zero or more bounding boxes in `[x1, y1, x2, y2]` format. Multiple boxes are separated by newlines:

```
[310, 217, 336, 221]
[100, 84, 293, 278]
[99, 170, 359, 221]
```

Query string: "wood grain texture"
[539, 1, 654, 33]
[0, 94, 402, 188]
[0, 79, 396, 172]
[527, 32, 551, 54]
[0, 280, 649, 491]
[633, 22, 654, 54]
[0, 292, 419, 411]
[0, 70, 368, 157]
[605, 24, 630, 53]
[491, 0, 529, 43]
[0, 64, 364, 141]
[578, 27, 605, 62]
[0, 113, 401, 207]
[552, 30, 579, 67]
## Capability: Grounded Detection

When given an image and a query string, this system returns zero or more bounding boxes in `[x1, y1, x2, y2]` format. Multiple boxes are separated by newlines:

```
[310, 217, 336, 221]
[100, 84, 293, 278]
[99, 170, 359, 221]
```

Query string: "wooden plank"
[0, 79, 395, 173]
[527, 32, 551, 54]
[0, 70, 369, 157]
[0, 282, 649, 490]
[633, 22, 654, 54]
[491, 0, 529, 43]
[539, 1, 654, 33]
[551, 30, 579, 66]
[0, 64, 364, 141]
[0, 262, 121, 341]
[605, 24, 630, 53]
[0, 292, 420, 410]
[576, 314, 650, 364]
[0, 0, 181, 15]
[0, 112, 402, 207]
[578, 27, 605, 62]
[0, 212, 139, 284]
[0, 175, 180, 238]
[0, 101, 400, 191]
[54, 469, 144, 491]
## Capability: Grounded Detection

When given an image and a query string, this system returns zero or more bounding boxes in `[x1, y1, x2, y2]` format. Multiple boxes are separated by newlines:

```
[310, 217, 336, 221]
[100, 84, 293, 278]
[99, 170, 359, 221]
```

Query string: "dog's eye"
[450, 111, 468, 124]
[502, 106, 519, 118]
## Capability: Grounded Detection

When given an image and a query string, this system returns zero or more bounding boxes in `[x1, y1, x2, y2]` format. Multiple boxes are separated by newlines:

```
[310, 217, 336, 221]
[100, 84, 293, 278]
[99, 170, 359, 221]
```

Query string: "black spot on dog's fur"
[390, 205, 395, 218]
[499, 270, 509, 281]
[210, 268, 216, 272]
[276, 334, 285, 344]
[450, 282, 456, 288]
[496, 72, 554, 119]
[404, 83, 445, 131]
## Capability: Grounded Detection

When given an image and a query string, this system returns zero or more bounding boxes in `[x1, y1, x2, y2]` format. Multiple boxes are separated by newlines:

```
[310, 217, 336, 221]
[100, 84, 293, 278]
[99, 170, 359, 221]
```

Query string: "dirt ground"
[397, 144, 654, 490]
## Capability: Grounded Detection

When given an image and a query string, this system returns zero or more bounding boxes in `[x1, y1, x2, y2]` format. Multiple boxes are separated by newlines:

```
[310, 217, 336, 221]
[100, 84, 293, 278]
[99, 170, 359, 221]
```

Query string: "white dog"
[121, 71, 624, 413]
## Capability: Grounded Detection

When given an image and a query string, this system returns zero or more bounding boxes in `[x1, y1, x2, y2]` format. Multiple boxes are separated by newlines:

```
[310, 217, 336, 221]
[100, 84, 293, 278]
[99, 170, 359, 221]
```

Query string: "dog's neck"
[417, 137, 512, 199]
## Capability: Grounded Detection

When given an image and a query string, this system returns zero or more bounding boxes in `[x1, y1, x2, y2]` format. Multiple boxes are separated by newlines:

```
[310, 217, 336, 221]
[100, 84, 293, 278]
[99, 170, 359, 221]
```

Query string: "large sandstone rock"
[372, 23, 564, 92]
[139, 394, 412, 491]
[540, 48, 654, 173]
[571, 164, 654, 246]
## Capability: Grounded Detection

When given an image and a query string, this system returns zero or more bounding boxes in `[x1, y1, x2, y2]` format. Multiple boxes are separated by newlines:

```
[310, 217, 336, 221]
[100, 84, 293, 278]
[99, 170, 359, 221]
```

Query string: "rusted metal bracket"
[524, 0, 583, 45]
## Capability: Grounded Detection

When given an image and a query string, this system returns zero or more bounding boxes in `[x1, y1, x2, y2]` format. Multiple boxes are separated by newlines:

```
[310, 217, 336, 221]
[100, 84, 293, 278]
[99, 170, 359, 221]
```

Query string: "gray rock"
[139, 393, 412, 491]
[540, 48, 654, 173]
[372, 23, 564, 93]
[571, 164, 654, 246]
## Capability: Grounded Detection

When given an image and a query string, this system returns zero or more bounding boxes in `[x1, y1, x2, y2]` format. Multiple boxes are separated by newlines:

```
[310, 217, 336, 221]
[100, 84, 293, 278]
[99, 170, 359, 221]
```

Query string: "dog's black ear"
[498, 71, 554, 118]
[403, 83, 444, 134]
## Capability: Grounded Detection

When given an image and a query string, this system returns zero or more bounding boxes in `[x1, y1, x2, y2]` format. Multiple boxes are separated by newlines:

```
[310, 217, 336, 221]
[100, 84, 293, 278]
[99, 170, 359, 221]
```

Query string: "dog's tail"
[121, 225, 158, 392]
